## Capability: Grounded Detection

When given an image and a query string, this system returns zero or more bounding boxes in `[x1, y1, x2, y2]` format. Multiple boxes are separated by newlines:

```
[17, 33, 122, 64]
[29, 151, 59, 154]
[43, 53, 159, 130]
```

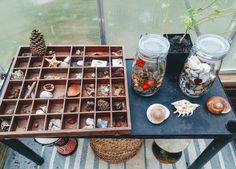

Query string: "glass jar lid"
[196, 34, 230, 60]
[138, 34, 170, 59]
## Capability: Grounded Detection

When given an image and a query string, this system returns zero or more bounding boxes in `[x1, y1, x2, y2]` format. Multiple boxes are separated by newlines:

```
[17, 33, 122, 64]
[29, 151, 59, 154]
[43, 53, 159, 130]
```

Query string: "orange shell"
[206, 96, 230, 115]
[67, 84, 81, 97]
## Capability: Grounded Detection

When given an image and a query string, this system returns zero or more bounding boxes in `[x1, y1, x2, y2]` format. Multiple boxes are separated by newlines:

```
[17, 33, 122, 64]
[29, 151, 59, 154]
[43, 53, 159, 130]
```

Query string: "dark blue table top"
[127, 59, 236, 138]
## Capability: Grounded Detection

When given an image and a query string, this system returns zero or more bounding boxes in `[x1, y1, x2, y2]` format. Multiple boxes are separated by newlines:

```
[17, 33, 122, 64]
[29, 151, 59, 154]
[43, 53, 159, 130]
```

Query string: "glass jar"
[179, 34, 230, 98]
[131, 34, 170, 96]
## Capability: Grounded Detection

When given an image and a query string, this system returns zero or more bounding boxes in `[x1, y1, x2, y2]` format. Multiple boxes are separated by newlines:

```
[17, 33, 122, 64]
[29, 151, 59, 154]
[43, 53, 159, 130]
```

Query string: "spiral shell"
[206, 96, 231, 115]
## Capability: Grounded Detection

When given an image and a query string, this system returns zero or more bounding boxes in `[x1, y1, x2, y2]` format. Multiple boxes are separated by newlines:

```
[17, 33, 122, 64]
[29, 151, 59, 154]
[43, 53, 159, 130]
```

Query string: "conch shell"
[172, 100, 199, 117]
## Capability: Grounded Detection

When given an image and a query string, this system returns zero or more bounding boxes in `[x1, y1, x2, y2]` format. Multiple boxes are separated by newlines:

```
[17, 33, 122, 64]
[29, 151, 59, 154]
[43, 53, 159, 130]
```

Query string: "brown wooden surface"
[0, 45, 131, 138]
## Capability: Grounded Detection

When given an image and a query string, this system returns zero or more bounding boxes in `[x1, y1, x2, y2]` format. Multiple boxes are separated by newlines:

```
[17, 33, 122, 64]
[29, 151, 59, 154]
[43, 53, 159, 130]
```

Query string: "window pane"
[0, 0, 99, 70]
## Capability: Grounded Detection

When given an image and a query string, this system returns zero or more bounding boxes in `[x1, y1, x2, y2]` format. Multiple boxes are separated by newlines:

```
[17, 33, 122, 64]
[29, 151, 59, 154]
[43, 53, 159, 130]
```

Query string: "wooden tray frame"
[0, 45, 131, 138]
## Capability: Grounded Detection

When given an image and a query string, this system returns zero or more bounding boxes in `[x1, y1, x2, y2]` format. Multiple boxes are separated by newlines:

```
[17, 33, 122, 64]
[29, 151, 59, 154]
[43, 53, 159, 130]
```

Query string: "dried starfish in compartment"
[172, 100, 199, 117]
[45, 54, 62, 68]
[11, 70, 24, 80]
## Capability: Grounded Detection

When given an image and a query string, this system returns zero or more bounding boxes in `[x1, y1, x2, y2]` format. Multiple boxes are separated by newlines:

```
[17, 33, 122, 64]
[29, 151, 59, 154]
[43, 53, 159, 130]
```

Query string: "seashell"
[206, 96, 231, 115]
[146, 104, 170, 124]
[188, 56, 201, 70]
[59, 62, 69, 68]
[172, 100, 199, 117]
[86, 118, 94, 126]
[63, 56, 71, 63]
[39, 91, 53, 98]
[77, 60, 84, 66]
[75, 49, 81, 55]
[43, 83, 55, 92]
[67, 84, 81, 97]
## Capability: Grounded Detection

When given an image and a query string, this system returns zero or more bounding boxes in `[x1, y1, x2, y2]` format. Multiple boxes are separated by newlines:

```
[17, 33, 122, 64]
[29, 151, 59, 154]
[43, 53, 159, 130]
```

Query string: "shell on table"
[146, 104, 170, 124]
[172, 100, 199, 117]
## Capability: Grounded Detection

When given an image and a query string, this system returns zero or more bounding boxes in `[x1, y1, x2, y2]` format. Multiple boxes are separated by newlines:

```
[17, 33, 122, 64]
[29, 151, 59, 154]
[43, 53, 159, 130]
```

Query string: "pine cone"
[97, 99, 110, 111]
[30, 29, 46, 56]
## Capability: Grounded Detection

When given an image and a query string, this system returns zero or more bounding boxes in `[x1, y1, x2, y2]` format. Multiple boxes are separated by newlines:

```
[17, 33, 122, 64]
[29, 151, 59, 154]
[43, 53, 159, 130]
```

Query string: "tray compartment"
[62, 114, 79, 129]
[0, 101, 17, 115]
[111, 79, 125, 96]
[32, 100, 48, 114]
[79, 113, 95, 129]
[18, 47, 32, 56]
[14, 58, 29, 68]
[112, 97, 127, 111]
[83, 67, 96, 79]
[111, 67, 124, 77]
[97, 79, 110, 97]
[64, 99, 80, 113]
[97, 67, 110, 79]
[10, 116, 29, 132]
[36, 80, 66, 99]
[3, 81, 22, 99]
[71, 57, 84, 67]
[28, 115, 46, 131]
[85, 46, 109, 56]
[111, 56, 124, 67]
[48, 99, 64, 114]
[111, 47, 123, 56]
[20, 81, 37, 99]
[82, 79, 95, 97]
[80, 98, 95, 112]
[40, 68, 68, 80]
[69, 68, 83, 80]
[0, 117, 12, 132]
[112, 112, 128, 127]
[45, 114, 62, 131]
[72, 46, 84, 56]
[10, 69, 26, 81]
[96, 98, 111, 112]
[46, 46, 71, 56]
[29, 57, 43, 68]
[85, 57, 109, 67]
[25, 69, 40, 80]
[15, 100, 33, 115]
[95, 112, 111, 128]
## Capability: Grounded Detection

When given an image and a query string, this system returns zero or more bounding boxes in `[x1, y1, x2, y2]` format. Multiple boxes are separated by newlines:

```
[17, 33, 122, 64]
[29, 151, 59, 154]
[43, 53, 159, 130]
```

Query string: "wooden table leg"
[0, 139, 44, 165]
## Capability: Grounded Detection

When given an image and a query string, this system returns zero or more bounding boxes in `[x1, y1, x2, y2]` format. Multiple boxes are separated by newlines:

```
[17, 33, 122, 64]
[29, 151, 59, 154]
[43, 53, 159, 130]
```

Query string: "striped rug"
[4, 139, 236, 169]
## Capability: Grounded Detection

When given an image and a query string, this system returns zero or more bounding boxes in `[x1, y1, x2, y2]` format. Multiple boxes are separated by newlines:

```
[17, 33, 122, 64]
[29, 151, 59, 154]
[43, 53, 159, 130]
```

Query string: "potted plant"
[163, 0, 235, 77]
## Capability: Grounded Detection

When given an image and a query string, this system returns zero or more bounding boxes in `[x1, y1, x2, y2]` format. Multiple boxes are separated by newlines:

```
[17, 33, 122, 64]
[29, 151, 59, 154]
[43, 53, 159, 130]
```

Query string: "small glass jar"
[131, 34, 170, 96]
[179, 34, 230, 98]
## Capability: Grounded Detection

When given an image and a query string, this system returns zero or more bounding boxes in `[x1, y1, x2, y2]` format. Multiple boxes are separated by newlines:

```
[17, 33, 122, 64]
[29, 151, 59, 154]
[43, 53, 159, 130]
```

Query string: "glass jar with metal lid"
[131, 34, 170, 96]
[179, 34, 230, 98]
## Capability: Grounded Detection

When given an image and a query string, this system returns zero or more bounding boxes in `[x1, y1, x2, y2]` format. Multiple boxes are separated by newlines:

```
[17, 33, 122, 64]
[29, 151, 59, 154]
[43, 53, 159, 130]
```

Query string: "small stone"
[70, 106, 77, 112]
[86, 101, 94, 111]
[75, 49, 81, 55]
[113, 102, 123, 110]
[34, 122, 39, 128]
[77, 60, 84, 66]
[86, 118, 94, 126]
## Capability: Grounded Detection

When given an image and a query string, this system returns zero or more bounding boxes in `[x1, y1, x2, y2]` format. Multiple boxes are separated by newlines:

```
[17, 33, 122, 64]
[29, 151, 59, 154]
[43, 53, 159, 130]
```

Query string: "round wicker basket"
[89, 139, 143, 163]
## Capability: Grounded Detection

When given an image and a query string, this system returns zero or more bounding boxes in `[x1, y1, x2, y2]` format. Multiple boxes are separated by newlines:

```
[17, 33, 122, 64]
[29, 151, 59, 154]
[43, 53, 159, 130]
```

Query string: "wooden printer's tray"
[0, 45, 131, 138]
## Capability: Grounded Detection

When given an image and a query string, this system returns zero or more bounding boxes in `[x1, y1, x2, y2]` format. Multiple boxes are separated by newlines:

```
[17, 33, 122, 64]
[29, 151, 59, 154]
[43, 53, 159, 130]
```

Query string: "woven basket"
[0, 142, 8, 168]
[89, 139, 143, 163]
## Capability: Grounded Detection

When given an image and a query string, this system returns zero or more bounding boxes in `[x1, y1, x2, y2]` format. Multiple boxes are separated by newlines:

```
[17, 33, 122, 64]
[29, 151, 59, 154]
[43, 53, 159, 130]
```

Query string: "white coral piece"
[172, 100, 199, 117]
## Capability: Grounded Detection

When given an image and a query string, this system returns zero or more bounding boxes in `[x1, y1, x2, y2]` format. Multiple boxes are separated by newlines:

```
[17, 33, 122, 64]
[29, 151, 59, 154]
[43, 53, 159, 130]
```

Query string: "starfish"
[45, 54, 62, 67]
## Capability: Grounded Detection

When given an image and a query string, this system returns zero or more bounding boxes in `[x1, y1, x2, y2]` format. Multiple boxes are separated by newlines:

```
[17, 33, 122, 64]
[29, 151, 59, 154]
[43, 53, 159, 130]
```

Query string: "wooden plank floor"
[3, 139, 236, 169]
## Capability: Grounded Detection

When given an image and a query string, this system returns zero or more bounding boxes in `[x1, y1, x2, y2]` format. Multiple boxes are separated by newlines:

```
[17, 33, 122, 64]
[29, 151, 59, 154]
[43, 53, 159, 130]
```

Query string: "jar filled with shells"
[179, 34, 230, 98]
[131, 34, 170, 96]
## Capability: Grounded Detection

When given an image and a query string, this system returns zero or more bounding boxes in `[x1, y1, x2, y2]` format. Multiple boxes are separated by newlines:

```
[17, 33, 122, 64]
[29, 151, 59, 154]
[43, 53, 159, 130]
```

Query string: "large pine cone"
[97, 99, 110, 111]
[30, 29, 46, 56]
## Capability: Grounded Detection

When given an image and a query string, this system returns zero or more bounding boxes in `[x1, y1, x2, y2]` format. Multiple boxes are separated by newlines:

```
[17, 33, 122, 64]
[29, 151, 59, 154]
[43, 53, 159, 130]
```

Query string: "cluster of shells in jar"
[131, 58, 165, 96]
[179, 55, 216, 97]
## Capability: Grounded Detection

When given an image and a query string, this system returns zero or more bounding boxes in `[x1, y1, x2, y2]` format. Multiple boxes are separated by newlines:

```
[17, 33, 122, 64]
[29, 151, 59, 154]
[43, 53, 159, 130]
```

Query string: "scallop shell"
[67, 84, 81, 97]
[172, 100, 199, 117]
[146, 104, 170, 124]
[39, 91, 53, 98]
